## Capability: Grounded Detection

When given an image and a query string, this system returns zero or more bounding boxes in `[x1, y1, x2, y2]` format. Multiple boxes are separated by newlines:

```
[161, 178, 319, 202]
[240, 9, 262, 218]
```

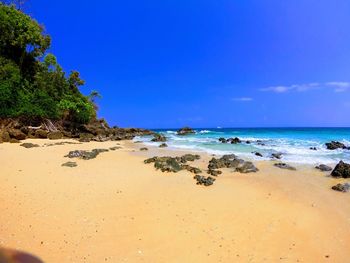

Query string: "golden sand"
[0, 139, 350, 262]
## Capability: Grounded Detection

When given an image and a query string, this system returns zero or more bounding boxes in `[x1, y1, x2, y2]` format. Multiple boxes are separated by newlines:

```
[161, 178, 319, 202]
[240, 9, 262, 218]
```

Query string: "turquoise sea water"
[136, 128, 350, 165]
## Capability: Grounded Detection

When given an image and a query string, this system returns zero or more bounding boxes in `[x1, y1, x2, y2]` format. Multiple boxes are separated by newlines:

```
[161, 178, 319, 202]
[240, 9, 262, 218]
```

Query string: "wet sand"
[0, 139, 350, 262]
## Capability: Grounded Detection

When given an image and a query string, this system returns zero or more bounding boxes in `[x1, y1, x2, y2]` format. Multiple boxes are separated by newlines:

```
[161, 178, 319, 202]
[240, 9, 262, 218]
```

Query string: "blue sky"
[26, 0, 350, 128]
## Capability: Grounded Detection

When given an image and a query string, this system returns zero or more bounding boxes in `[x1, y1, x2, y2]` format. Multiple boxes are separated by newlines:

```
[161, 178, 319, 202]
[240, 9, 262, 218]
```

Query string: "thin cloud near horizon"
[231, 97, 254, 102]
[261, 82, 350, 93]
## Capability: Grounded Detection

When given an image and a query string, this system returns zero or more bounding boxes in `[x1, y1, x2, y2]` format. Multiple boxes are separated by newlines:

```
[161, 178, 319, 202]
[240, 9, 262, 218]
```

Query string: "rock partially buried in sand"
[159, 143, 168, 148]
[144, 155, 201, 173]
[182, 165, 202, 174]
[47, 131, 63, 140]
[207, 169, 222, 176]
[194, 175, 215, 186]
[109, 146, 121, 151]
[65, 149, 109, 160]
[61, 161, 77, 168]
[236, 161, 259, 173]
[331, 161, 350, 178]
[20, 143, 39, 148]
[331, 183, 350, 192]
[0, 247, 44, 263]
[208, 154, 258, 173]
[274, 163, 296, 171]
[177, 127, 195, 135]
[315, 164, 332, 172]
[140, 147, 148, 151]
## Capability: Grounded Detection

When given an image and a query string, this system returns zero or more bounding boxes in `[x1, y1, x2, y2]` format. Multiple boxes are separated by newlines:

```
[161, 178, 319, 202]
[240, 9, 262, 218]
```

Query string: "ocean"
[136, 128, 350, 165]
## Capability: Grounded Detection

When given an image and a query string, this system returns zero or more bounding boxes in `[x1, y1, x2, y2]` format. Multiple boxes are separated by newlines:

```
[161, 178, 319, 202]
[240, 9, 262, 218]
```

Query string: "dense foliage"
[0, 3, 96, 123]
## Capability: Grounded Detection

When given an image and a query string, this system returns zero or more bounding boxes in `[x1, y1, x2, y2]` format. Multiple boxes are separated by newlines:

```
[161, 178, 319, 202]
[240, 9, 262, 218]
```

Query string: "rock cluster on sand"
[208, 154, 258, 174]
[315, 164, 332, 172]
[331, 183, 350, 192]
[274, 163, 296, 170]
[194, 175, 216, 186]
[144, 154, 201, 173]
[177, 127, 195, 135]
[325, 141, 350, 150]
[331, 161, 350, 178]
[65, 149, 109, 160]
[0, 118, 153, 143]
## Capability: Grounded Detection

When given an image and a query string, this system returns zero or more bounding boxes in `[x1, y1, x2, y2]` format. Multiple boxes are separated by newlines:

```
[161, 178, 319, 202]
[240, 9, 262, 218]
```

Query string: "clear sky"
[26, 0, 350, 128]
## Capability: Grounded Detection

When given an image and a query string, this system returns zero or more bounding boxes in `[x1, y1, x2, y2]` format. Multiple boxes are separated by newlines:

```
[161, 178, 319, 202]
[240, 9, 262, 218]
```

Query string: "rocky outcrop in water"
[218, 137, 241, 144]
[325, 141, 349, 150]
[253, 151, 263, 157]
[331, 183, 350, 192]
[274, 163, 296, 170]
[331, 161, 350, 178]
[271, 153, 283, 159]
[315, 164, 332, 172]
[177, 127, 195, 135]
[151, 134, 166, 142]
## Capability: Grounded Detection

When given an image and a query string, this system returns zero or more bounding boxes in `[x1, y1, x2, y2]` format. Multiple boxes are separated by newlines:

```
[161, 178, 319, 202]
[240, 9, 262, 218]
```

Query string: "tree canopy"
[0, 3, 97, 123]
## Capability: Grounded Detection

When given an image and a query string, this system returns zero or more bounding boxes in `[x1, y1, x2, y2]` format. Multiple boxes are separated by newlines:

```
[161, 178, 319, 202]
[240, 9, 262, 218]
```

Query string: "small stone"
[62, 162, 78, 168]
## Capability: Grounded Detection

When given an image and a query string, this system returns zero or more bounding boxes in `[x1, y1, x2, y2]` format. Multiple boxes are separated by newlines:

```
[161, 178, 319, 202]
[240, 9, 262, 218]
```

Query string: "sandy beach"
[1, 139, 350, 263]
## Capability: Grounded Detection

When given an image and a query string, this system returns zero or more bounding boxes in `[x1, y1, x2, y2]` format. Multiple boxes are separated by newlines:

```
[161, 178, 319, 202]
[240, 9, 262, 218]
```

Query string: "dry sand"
[0, 139, 350, 262]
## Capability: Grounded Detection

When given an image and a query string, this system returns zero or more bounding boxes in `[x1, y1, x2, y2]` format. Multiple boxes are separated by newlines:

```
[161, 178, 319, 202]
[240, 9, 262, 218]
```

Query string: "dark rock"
[65, 148, 109, 160]
[253, 151, 263, 157]
[219, 137, 241, 144]
[159, 143, 168, 148]
[331, 183, 350, 192]
[315, 164, 332, 172]
[179, 154, 200, 163]
[151, 134, 166, 142]
[8, 129, 26, 140]
[219, 137, 227, 143]
[154, 157, 182, 173]
[109, 146, 121, 151]
[274, 163, 296, 170]
[9, 138, 20, 143]
[48, 131, 63, 140]
[236, 162, 259, 173]
[309, 147, 317, 151]
[182, 165, 202, 174]
[62, 161, 78, 168]
[246, 140, 251, 144]
[208, 154, 240, 170]
[194, 175, 215, 186]
[35, 129, 48, 139]
[20, 143, 39, 148]
[271, 152, 283, 159]
[140, 147, 148, 151]
[331, 161, 350, 178]
[177, 127, 195, 135]
[325, 141, 348, 150]
[207, 169, 222, 176]
[0, 131, 11, 142]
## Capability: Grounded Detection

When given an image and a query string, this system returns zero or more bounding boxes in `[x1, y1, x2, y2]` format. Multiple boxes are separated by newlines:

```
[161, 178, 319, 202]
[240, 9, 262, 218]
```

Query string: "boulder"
[8, 129, 26, 140]
[253, 152, 263, 157]
[331, 183, 350, 192]
[207, 169, 222, 176]
[159, 143, 168, 148]
[194, 175, 215, 186]
[151, 134, 166, 142]
[325, 141, 348, 150]
[48, 131, 63, 140]
[309, 147, 317, 151]
[236, 162, 259, 173]
[331, 161, 350, 178]
[140, 147, 148, 151]
[0, 131, 11, 142]
[271, 152, 283, 159]
[219, 137, 241, 144]
[315, 164, 332, 172]
[177, 127, 195, 135]
[35, 129, 48, 139]
[79, 133, 94, 142]
[274, 163, 296, 171]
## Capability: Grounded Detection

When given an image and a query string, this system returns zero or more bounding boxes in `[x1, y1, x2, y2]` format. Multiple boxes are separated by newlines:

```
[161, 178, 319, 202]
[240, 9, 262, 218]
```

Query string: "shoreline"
[1, 139, 350, 262]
